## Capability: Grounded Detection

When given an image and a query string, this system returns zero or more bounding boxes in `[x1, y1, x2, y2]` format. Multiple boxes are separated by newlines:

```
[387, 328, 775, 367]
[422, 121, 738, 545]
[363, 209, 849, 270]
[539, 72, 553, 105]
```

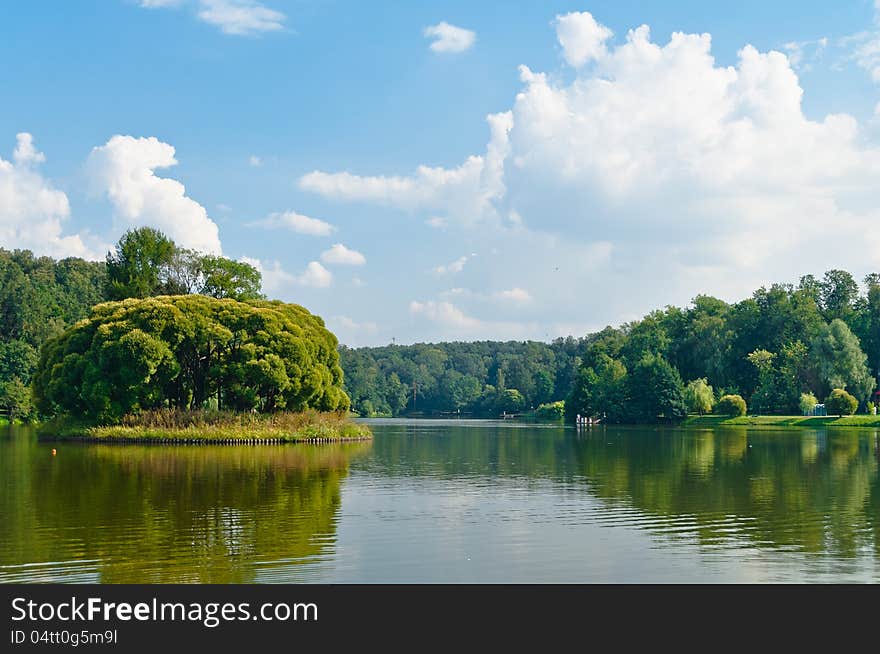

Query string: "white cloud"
[409, 300, 480, 328]
[140, 0, 182, 7]
[425, 216, 448, 228]
[88, 135, 222, 254]
[423, 22, 476, 54]
[299, 111, 513, 227]
[300, 17, 880, 337]
[298, 260, 333, 287]
[332, 316, 377, 332]
[782, 37, 827, 71]
[13, 133, 46, 165]
[0, 133, 99, 259]
[554, 11, 614, 67]
[241, 256, 333, 295]
[248, 155, 262, 166]
[496, 287, 532, 303]
[433, 255, 468, 275]
[320, 243, 366, 266]
[252, 210, 335, 236]
[197, 0, 285, 36]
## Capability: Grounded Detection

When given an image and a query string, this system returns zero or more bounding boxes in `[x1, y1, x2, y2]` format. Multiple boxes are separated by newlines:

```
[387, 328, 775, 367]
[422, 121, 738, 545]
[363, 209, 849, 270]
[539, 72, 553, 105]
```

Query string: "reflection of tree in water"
[2, 432, 370, 583]
[571, 428, 880, 558]
[368, 423, 880, 558]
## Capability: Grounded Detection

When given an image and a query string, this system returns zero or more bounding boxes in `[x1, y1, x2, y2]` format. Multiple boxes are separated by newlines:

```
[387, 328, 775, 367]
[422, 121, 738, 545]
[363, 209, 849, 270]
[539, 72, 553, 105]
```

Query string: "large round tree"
[33, 295, 350, 421]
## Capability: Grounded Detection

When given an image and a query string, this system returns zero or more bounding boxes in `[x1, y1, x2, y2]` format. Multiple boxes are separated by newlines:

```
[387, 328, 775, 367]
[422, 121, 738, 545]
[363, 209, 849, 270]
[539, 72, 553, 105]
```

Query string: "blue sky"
[3, 1, 880, 346]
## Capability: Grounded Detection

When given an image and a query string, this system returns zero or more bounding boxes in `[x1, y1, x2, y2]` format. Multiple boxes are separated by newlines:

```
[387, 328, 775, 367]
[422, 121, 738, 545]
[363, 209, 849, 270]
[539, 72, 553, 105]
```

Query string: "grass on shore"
[39, 408, 372, 443]
[683, 414, 880, 428]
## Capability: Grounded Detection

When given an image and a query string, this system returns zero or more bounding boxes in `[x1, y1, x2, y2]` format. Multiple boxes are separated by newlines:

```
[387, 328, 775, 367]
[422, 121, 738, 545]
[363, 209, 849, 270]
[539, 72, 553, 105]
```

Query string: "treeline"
[567, 270, 879, 423]
[341, 269, 880, 422]
[340, 339, 585, 417]
[0, 227, 264, 421]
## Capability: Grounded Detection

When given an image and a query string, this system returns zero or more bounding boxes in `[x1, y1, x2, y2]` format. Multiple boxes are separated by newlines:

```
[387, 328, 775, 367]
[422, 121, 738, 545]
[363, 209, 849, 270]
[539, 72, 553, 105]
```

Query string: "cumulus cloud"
[12, 133, 46, 165]
[0, 133, 99, 259]
[252, 210, 335, 236]
[320, 243, 366, 266]
[409, 300, 480, 328]
[554, 11, 614, 67]
[432, 255, 468, 275]
[248, 155, 262, 166]
[241, 256, 333, 294]
[299, 15, 880, 337]
[88, 135, 222, 254]
[423, 21, 476, 53]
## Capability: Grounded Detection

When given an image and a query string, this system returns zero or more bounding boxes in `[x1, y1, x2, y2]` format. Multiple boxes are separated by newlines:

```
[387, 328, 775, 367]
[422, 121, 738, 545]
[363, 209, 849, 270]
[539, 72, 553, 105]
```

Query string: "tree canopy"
[33, 295, 349, 422]
[106, 227, 264, 301]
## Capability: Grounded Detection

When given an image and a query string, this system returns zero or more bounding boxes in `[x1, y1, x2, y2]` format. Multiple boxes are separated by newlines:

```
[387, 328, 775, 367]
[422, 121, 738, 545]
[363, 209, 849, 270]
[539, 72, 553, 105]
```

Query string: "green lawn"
[683, 414, 880, 428]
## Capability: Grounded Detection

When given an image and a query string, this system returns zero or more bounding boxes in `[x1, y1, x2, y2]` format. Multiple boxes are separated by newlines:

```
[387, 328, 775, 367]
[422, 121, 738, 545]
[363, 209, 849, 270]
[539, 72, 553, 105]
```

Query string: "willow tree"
[33, 295, 349, 421]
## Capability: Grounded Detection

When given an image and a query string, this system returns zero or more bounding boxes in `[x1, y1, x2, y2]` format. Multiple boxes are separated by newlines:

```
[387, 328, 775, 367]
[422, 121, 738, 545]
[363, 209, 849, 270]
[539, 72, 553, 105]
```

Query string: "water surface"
[2, 419, 879, 583]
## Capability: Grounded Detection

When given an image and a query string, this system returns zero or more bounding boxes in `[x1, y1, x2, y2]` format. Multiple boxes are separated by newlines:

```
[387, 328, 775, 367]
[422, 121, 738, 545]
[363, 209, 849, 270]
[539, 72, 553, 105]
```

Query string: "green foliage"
[106, 227, 264, 302]
[33, 295, 349, 422]
[498, 389, 526, 414]
[825, 388, 858, 416]
[566, 354, 629, 423]
[106, 227, 177, 300]
[0, 377, 35, 422]
[198, 255, 263, 300]
[799, 392, 818, 415]
[716, 394, 747, 417]
[626, 354, 686, 423]
[535, 401, 565, 421]
[683, 378, 713, 415]
[340, 339, 578, 417]
[810, 319, 875, 402]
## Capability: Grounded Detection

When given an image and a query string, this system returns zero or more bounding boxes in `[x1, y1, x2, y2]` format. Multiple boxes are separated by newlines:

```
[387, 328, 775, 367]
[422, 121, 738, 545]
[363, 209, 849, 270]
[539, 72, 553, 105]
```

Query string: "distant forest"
[340, 339, 584, 417]
[340, 270, 880, 421]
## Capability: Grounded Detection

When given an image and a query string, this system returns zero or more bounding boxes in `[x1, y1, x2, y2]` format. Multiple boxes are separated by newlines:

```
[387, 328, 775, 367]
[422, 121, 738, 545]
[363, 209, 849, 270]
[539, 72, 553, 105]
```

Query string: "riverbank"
[38, 409, 372, 443]
[683, 414, 880, 428]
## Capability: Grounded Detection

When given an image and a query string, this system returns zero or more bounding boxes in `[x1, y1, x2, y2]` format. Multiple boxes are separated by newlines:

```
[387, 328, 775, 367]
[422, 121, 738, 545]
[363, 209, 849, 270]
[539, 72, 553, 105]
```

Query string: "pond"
[2, 419, 879, 583]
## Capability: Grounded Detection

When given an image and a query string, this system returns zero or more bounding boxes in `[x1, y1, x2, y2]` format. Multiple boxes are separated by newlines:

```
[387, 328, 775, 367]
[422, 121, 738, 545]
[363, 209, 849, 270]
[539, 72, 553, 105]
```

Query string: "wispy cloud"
[250, 210, 335, 236]
[138, 0, 286, 37]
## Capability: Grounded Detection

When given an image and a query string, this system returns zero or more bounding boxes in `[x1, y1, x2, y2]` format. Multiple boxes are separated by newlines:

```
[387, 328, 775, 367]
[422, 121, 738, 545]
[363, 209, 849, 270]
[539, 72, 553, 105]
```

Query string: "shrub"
[715, 394, 747, 417]
[825, 389, 858, 416]
[799, 392, 818, 415]
[535, 401, 565, 421]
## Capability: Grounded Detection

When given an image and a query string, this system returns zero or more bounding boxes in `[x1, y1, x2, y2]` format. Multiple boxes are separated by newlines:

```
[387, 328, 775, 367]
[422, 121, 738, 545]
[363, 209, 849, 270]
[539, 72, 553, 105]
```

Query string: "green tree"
[683, 378, 714, 415]
[198, 256, 263, 300]
[810, 319, 875, 402]
[0, 377, 35, 422]
[626, 354, 686, 423]
[799, 392, 818, 415]
[106, 227, 177, 300]
[716, 394, 747, 417]
[819, 269, 859, 322]
[33, 296, 349, 421]
[825, 388, 857, 416]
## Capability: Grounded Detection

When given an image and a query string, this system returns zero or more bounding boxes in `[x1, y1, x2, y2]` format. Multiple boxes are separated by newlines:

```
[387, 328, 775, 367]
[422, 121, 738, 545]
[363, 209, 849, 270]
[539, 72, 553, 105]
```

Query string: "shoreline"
[37, 410, 373, 444]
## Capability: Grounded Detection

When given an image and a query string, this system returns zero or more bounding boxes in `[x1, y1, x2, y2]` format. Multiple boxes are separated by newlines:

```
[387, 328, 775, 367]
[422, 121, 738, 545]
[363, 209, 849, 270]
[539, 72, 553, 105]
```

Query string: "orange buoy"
[51, 449, 57, 456]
